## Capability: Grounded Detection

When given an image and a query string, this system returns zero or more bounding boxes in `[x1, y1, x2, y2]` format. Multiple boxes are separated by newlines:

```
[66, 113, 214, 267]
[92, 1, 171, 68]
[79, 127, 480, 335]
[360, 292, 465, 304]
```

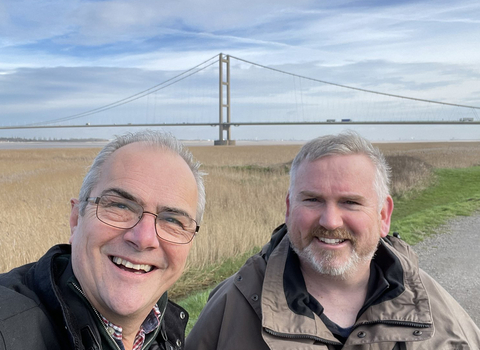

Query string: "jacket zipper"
[264, 327, 342, 346]
[357, 320, 431, 328]
[72, 282, 122, 350]
[265, 319, 431, 346]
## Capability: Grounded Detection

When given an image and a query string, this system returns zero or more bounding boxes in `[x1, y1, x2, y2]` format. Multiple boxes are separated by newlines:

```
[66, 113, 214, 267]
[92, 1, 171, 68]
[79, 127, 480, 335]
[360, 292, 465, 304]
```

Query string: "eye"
[343, 200, 360, 206]
[102, 196, 137, 212]
[165, 216, 182, 225]
[159, 213, 187, 229]
[112, 202, 129, 209]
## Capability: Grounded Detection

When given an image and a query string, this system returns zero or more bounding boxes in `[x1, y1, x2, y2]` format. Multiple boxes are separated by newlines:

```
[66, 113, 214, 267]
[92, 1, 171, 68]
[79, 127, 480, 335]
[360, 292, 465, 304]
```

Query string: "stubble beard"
[291, 226, 379, 279]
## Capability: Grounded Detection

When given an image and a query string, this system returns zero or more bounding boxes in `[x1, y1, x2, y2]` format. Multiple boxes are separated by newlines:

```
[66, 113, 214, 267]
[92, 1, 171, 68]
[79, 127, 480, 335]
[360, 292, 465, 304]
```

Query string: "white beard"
[292, 241, 376, 279]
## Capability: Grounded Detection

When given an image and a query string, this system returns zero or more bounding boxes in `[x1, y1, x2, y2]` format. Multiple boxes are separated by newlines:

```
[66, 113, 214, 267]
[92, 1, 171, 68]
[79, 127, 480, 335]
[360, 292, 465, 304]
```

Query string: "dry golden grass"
[0, 148, 99, 271]
[186, 145, 302, 268]
[376, 142, 480, 169]
[189, 145, 302, 166]
[385, 155, 433, 198]
[377, 142, 480, 198]
[1, 142, 479, 274]
[186, 165, 289, 269]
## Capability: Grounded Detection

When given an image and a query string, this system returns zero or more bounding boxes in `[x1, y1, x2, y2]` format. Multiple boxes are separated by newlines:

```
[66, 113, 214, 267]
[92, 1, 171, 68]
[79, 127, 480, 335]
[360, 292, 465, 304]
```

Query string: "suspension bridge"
[1, 53, 479, 145]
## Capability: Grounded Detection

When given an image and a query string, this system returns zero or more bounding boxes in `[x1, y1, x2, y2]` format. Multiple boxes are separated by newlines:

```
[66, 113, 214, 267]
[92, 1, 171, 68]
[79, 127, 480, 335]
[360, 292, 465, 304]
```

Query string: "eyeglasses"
[86, 194, 199, 244]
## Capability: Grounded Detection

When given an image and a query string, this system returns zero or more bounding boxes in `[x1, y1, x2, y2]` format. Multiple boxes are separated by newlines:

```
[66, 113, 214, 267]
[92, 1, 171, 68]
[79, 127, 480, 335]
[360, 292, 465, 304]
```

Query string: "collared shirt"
[100, 305, 162, 350]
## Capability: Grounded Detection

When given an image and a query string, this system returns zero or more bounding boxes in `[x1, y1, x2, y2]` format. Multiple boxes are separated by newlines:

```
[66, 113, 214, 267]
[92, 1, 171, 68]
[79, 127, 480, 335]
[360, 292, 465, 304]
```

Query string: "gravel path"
[413, 213, 480, 326]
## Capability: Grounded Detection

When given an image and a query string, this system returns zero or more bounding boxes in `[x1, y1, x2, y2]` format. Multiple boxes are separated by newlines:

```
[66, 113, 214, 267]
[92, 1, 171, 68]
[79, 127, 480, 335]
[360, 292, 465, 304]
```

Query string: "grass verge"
[391, 167, 480, 244]
[178, 166, 480, 334]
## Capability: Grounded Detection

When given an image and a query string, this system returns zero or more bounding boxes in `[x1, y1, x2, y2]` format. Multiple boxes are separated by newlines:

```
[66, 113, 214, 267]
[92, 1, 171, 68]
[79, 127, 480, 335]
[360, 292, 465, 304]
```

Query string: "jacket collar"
[261, 235, 340, 345]
[28, 244, 99, 349]
[259, 230, 434, 345]
[30, 244, 188, 350]
[356, 238, 433, 326]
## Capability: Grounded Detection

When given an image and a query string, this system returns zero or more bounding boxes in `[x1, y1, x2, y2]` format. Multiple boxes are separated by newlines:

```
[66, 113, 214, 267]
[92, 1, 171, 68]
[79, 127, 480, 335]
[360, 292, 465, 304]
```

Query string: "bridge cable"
[27, 54, 219, 126]
[229, 55, 480, 110]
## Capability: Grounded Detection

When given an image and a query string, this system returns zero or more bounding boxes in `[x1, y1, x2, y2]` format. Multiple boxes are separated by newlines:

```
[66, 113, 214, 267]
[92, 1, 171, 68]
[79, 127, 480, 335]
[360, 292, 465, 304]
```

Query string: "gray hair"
[78, 130, 206, 223]
[289, 130, 391, 209]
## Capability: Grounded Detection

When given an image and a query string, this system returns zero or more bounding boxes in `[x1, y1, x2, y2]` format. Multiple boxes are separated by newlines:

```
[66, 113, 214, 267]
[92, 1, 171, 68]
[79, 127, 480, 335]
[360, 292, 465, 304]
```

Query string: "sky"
[1, 0, 480, 142]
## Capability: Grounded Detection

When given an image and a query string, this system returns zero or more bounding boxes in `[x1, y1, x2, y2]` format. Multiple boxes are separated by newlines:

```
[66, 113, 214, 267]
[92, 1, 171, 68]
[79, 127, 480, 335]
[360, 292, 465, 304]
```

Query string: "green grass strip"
[391, 167, 480, 244]
[178, 289, 211, 335]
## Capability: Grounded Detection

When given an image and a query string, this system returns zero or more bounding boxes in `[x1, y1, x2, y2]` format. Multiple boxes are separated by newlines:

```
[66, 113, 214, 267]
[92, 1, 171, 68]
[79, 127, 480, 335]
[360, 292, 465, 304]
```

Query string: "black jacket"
[0, 244, 188, 350]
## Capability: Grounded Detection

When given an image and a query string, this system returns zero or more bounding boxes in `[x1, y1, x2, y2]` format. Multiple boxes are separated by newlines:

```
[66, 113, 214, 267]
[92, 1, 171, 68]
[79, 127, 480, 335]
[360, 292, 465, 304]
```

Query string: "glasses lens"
[93, 195, 196, 244]
[96, 195, 141, 228]
[156, 212, 196, 244]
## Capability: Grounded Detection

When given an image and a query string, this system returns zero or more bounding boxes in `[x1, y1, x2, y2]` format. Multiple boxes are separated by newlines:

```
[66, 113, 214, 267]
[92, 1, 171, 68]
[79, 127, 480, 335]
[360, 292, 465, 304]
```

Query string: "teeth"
[112, 257, 153, 273]
[320, 238, 345, 244]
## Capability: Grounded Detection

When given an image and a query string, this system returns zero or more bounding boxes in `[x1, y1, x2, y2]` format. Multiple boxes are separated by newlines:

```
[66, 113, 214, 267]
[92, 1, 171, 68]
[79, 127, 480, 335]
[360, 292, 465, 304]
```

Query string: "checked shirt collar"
[100, 304, 162, 350]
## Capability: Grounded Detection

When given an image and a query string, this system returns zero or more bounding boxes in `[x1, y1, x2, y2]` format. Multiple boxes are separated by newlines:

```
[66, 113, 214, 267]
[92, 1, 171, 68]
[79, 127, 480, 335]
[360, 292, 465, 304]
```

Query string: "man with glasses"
[187, 131, 480, 349]
[0, 130, 205, 350]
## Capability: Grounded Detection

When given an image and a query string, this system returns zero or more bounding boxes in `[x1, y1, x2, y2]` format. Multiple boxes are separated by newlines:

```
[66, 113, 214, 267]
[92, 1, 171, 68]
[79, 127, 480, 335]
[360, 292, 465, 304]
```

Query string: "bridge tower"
[214, 53, 236, 145]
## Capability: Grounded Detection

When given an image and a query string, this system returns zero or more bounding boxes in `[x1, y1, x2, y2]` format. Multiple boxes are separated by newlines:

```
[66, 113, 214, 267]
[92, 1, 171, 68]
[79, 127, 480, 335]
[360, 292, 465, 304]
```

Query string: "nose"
[124, 211, 160, 251]
[318, 204, 343, 231]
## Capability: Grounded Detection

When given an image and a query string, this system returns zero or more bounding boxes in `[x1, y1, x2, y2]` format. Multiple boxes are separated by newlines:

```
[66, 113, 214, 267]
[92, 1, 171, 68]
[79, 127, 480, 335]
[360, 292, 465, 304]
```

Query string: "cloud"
[0, 0, 479, 141]
[2, 0, 480, 68]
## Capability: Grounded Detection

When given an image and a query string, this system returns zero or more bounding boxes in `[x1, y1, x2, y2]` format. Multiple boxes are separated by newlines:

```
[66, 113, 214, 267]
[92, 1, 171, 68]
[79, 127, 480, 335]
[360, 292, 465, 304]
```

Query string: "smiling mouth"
[111, 256, 153, 273]
[318, 237, 346, 245]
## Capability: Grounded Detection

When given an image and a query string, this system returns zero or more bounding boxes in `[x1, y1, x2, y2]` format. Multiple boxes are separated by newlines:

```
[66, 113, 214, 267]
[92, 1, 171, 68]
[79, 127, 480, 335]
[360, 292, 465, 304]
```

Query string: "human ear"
[379, 196, 394, 238]
[285, 192, 291, 223]
[69, 199, 80, 243]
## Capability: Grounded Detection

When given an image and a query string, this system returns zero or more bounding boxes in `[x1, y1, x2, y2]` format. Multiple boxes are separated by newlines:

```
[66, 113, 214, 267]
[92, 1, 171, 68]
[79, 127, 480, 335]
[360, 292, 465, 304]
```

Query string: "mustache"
[309, 226, 356, 244]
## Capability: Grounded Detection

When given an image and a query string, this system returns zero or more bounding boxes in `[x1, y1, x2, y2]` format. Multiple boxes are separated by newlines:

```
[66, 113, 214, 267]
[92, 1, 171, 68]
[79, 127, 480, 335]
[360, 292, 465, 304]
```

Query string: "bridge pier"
[215, 53, 236, 146]
[214, 139, 236, 145]
[214, 122, 236, 145]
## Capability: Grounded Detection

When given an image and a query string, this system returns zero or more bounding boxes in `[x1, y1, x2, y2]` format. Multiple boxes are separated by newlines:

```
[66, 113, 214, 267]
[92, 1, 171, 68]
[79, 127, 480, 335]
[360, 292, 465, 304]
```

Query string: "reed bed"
[186, 165, 289, 269]
[1, 142, 479, 274]
[377, 142, 480, 169]
[0, 148, 98, 272]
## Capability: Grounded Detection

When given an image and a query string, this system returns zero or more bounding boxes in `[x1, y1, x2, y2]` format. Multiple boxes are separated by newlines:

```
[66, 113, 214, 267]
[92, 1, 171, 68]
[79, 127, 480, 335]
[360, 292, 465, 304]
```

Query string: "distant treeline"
[0, 137, 107, 142]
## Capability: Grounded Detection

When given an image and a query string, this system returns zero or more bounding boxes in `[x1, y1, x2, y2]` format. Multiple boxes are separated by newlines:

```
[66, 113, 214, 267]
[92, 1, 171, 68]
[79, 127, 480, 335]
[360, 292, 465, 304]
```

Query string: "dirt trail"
[412, 213, 480, 326]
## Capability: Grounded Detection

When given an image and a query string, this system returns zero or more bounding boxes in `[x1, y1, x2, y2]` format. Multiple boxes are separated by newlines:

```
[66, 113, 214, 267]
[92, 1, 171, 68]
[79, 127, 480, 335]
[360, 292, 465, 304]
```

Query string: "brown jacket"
[186, 225, 480, 349]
